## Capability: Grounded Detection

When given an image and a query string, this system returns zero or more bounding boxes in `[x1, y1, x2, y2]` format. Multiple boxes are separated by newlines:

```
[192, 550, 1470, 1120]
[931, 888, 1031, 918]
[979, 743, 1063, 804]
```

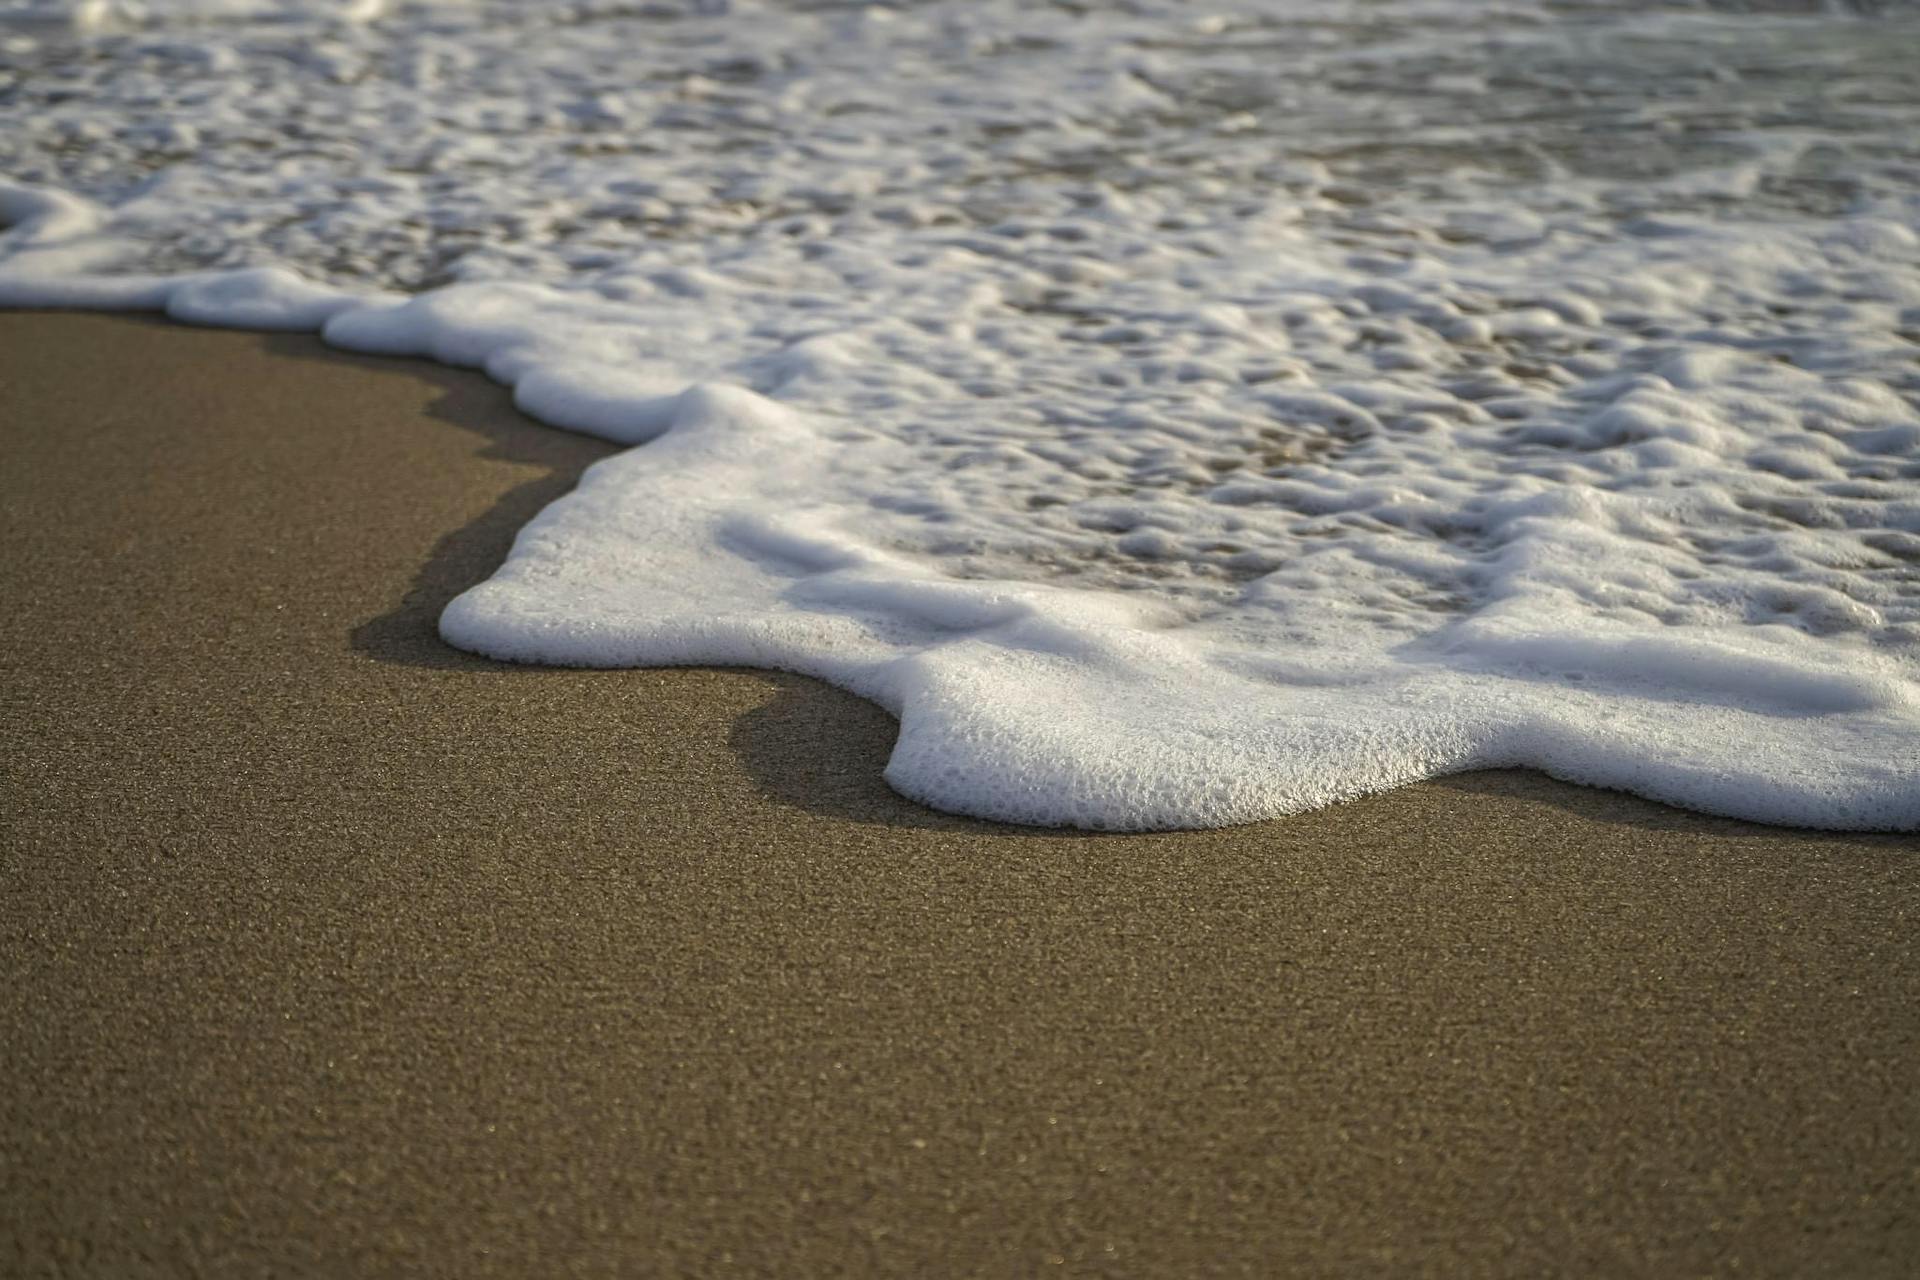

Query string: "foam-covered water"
[5, 0, 1918, 828]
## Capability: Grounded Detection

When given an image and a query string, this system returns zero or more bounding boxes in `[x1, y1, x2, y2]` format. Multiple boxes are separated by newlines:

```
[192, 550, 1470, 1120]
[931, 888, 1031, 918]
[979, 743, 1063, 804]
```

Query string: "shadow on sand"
[254, 332, 621, 673]
[1427, 770, 1912, 847]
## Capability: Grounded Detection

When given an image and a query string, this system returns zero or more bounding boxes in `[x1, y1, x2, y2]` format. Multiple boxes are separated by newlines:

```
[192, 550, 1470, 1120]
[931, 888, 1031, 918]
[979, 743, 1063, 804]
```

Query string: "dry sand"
[2, 310, 1916, 1276]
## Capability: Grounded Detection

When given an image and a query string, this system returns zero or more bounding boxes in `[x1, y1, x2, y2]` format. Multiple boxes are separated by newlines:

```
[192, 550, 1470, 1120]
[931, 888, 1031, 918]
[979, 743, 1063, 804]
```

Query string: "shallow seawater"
[3, 0, 1918, 829]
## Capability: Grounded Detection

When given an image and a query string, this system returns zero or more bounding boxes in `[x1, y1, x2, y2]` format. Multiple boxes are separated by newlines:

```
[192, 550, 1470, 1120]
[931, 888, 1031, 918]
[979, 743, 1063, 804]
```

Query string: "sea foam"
[3, 0, 1917, 828]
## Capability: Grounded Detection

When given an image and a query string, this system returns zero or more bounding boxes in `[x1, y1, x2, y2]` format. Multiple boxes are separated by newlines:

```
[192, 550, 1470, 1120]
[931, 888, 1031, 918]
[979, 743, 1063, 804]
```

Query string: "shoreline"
[3, 310, 1916, 1274]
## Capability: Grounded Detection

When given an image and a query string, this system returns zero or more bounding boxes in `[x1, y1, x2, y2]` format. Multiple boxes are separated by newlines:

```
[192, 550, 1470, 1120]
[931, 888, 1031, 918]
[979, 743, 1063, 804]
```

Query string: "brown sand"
[1, 310, 1916, 1276]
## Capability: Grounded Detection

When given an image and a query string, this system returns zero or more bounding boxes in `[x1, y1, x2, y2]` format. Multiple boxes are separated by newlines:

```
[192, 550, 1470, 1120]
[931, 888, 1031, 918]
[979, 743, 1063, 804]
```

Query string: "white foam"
[3, 0, 1917, 829]
[0, 0, 385, 32]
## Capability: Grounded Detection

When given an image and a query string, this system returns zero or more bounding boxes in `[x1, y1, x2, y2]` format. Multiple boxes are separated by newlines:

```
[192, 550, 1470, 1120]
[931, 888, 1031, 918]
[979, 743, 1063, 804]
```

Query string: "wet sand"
[2, 310, 1916, 1276]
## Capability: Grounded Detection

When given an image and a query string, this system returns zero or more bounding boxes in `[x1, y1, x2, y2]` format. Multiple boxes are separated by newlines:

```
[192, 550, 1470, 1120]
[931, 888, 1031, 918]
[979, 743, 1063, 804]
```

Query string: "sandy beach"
[2, 310, 1916, 1275]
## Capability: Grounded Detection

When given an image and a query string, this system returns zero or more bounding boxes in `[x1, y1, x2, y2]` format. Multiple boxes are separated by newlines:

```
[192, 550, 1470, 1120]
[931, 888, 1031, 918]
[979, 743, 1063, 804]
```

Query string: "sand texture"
[2, 311, 1917, 1277]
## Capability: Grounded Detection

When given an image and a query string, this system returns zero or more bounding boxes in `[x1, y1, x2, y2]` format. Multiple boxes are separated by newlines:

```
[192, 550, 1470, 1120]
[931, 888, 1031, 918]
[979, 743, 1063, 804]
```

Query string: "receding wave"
[3, 0, 1916, 828]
